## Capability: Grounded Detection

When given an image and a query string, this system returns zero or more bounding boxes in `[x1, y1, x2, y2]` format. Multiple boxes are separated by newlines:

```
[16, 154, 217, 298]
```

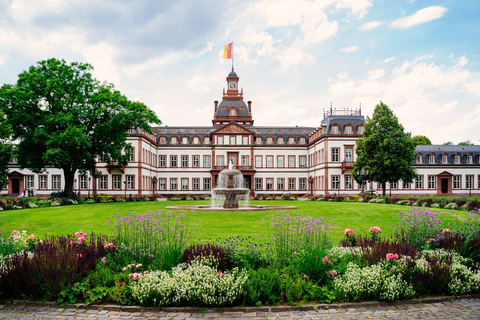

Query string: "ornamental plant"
[393, 207, 444, 248]
[369, 226, 382, 243]
[343, 229, 356, 247]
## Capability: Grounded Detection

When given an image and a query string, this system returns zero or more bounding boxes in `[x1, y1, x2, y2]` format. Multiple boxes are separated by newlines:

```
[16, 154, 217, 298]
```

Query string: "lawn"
[0, 200, 460, 244]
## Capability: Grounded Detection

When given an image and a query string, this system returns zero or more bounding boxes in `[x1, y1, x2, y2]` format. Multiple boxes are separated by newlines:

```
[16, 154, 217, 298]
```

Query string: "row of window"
[416, 154, 480, 165]
[255, 178, 307, 191]
[157, 135, 308, 145]
[330, 124, 364, 135]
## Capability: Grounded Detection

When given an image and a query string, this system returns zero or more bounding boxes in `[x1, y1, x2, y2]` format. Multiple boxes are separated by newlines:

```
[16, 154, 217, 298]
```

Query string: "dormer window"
[229, 107, 237, 116]
[256, 137, 262, 144]
[159, 136, 166, 144]
[288, 137, 295, 144]
[428, 155, 435, 164]
[299, 137, 306, 144]
[182, 136, 189, 144]
[454, 155, 460, 164]
[204, 136, 210, 144]
[171, 136, 177, 144]
[358, 126, 364, 134]
[467, 155, 473, 164]
[331, 125, 339, 134]
[277, 137, 284, 144]
[266, 137, 273, 144]
[193, 136, 199, 144]
[442, 154, 448, 164]
[345, 126, 352, 134]
[416, 154, 422, 164]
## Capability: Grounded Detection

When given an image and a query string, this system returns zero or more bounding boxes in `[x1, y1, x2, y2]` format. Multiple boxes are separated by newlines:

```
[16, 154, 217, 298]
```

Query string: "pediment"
[7, 171, 24, 177]
[437, 171, 453, 176]
[211, 122, 254, 135]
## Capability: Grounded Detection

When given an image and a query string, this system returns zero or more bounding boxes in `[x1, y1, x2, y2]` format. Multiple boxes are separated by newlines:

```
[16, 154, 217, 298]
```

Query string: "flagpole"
[232, 42, 234, 70]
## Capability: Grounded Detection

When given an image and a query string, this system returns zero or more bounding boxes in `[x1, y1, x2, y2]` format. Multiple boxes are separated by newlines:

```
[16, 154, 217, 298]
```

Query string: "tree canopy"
[0, 58, 160, 196]
[353, 101, 417, 197]
[458, 140, 474, 145]
[412, 135, 432, 146]
[0, 110, 13, 190]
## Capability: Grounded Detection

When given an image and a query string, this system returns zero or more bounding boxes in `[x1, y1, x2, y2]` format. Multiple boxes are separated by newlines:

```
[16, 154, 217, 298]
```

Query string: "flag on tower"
[223, 42, 232, 59]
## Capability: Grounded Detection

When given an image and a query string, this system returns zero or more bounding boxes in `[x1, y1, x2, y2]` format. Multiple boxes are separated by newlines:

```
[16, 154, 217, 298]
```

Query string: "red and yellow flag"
[223, 42, 232, 59]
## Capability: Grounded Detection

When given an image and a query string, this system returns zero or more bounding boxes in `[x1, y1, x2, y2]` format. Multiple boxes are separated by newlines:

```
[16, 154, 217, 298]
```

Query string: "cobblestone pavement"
[0, 298, 479, 320]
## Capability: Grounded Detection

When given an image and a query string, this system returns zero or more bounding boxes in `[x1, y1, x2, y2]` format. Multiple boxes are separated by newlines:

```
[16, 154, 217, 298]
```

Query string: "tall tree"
[458, 140, 473, 145]
[443, 141, 454, 145]
[0, 110, 13, 190]
[353, 102, 417, 197]
[412, 135, 432, 146]
[0, 58, 160, 196]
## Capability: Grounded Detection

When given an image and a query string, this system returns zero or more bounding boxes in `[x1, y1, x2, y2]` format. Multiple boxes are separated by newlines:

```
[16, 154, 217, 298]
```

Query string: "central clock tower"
[212, 68, 253, 126]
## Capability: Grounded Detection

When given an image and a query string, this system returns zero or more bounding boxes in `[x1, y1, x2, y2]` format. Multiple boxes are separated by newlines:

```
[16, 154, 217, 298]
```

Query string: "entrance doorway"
[12, 178, 20, 194]
[441, 178, 449, 194]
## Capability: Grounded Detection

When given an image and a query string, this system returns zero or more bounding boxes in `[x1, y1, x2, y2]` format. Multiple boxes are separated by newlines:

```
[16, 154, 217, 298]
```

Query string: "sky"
[0, 0, 479, 145]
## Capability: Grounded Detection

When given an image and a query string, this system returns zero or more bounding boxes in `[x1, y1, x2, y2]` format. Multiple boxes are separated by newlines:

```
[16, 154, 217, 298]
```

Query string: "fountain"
[166, 161, 297, 211]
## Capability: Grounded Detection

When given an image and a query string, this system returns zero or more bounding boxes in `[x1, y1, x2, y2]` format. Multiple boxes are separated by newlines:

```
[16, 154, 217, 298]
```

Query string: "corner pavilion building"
[3, 69, 480, 197]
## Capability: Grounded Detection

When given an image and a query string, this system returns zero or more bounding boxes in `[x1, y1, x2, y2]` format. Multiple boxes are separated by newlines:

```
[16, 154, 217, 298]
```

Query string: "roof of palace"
[414, 145, 480, 165]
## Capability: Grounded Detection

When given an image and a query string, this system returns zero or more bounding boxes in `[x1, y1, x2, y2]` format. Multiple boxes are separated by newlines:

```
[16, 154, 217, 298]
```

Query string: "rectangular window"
[278, 156, 284, 168]
[466, 175, 473, 189]
[204, 155, 211, 167]
[193, 155, 199, 168]
[429, 155, 435, 164]
[128, 147, 134, 162]
[26, 176, 34, 189]
[467, 155, 473, 164]
[390, 181, 398, 189]
[182, 178, 188, 190]
[39, 175, 47, 190]
[416, 176, 423, 189]
[345, 148, 353, 162]
[288, 137, 295, 144]
[159, 155, 166, 167]
[52, 175, 61, 190]
[230, 136, 236, 145]
[331, 126, 338, 134]
[277, 137, 284, 144]
[416, 155, 422, 164]
[299, 156, 306, 168]
[217, 136, 223, 145]
[332, 176, 339, 190]
[182, 155, 188, 167]
[266, 156, 273, 168]
[299, 178, 307, 190]
[454, 155, 460, 164]
[403, 181, 410, 189]
[331, 148, 339, 162]
[242, 136, 249, 145]
[345, 175, 352, 190]
[346, 126, 352, 134]
[288, 155, 295, 168]
[193, 178, 199, 190]
[127, 175, 135, 190]
[113, 175, 121, 190]
[171, 178, 178, 190]
[204, 178, 211, 191]
[266, 178, 273, 190]
[255, 178, 262, 190]
[159, 178, 166, 190]
[255, 156, 262, 168]
[242, 156, 249, 167]
[277, 178, 284, 190]
[171, 155, 177, 167]
[100, 176, 107, 190]
[80, 175, 87, 190]
[453, 176, 461, 189]
[442, 155, 447, 164]
[289, 178, 295, 190]
[428, 176, 435, 189]
[217, 155, 224, 167]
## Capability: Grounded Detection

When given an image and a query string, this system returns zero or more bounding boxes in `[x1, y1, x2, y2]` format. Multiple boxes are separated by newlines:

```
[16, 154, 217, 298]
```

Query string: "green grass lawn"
[0, 200, 461, 244]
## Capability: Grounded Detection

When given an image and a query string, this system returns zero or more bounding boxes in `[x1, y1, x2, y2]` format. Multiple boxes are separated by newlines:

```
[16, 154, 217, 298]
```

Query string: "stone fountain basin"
[165, 204, 298, 211]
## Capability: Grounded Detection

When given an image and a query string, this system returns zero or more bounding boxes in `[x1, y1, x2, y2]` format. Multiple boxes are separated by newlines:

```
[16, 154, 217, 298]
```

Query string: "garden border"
[1, 294, 479, 313]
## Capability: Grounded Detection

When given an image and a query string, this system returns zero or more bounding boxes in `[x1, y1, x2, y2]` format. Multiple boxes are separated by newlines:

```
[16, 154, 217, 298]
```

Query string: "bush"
[182, 243, 233, 271]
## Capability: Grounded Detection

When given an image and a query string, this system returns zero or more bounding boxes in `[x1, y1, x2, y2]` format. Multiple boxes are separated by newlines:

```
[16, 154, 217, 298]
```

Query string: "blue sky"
[0, 0, 479, 144]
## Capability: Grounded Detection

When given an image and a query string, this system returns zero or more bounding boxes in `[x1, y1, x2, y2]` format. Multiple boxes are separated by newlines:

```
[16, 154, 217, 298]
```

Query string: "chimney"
[247, 101, 252, 112]
[214, 101, 218, 115]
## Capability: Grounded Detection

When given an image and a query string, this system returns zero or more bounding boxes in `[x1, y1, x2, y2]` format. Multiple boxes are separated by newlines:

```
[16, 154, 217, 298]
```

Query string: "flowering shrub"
[386, 253, 399, 261]
[130, 258, 248, 307]
[369, 226, 381, 242]
[344, 229, 356, 246]
[393, 207, 444, 247]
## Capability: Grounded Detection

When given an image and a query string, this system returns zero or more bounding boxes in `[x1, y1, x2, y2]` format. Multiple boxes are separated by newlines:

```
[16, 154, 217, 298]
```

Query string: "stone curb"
[0, 294, 479, 313]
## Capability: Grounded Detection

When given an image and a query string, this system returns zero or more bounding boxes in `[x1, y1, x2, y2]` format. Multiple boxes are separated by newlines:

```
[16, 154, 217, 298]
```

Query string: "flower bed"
[0, 207, 479, 306]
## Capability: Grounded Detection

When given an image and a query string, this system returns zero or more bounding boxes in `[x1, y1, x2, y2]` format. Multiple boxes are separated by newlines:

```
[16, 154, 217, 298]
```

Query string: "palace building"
[3, 69, 480, 197]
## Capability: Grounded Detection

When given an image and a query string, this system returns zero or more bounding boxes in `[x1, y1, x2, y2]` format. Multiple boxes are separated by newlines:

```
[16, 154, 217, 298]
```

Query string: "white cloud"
[334, 0, 373, 18]
[391, 6, 448, 29]
[339, 46, 358, 53]
[358, 20, 384, 31]
[368, 68, 385, 81]
[383, 57, 395, 63]
[337, 71, 349, 80]
[454, 55, 469, 68]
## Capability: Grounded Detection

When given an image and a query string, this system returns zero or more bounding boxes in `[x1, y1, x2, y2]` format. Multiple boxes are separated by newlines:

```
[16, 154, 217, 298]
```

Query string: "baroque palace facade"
[3, 69, 480, 197]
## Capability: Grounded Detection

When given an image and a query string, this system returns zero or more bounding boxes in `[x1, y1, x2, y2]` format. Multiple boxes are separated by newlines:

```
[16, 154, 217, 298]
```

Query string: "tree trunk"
[62, 166, 76, 197]
[382, 184, 386, 197]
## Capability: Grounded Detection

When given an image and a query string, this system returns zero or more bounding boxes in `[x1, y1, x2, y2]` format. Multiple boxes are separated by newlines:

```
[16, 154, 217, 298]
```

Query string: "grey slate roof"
[414, 145, 480, 165]
[216, 100, 250, 117]
[321, 115, 365, 134]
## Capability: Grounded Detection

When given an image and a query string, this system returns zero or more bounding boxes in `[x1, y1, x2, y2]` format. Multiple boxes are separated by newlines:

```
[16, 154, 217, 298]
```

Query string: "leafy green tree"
[458, 140, 473, 145]
[443, 141, 454, 145]
[0, 110, 13, 190]
[353, 102, 417, 197]
[412, 135, 432, 146]
[0, 58, 160, 196]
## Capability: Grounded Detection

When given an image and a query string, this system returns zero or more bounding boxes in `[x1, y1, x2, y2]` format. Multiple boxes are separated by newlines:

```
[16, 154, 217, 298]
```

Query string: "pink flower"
[10, 230, 20, 237]
[216, 270, 223, 277]
[328, 270, 337, 277]
[386, 253, 399, 261]
[104, 242, 116, 249]
[101, 257, 107, 264]
[344, 229, 354, 236]
[322, 256, 330, 263]
[442, 228, 451, 234]
[27, 234, 35, 241]
[369, 226, 382, 233]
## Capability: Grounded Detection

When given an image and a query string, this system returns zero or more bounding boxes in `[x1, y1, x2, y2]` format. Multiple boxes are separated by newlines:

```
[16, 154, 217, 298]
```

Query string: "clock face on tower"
[229, 81, 237, 89]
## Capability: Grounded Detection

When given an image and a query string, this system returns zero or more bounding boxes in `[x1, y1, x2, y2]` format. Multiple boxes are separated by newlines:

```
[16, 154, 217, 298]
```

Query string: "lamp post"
[152, 176, 157, 198]
[74, 178, 77, 195]
[124, 180, 127, 199]
[357, 169, 369, 196]
[308, 176, 314, 196]
[88, 177, 91, 198]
